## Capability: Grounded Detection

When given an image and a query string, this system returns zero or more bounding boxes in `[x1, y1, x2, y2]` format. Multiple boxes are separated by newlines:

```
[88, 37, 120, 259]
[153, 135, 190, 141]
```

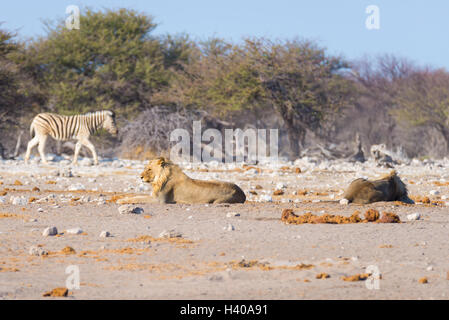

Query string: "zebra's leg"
[72, 141, 82, 165]
[37, 135, 49, 165]
[25, 136, 40, 164]
[80, 138, 99, 165]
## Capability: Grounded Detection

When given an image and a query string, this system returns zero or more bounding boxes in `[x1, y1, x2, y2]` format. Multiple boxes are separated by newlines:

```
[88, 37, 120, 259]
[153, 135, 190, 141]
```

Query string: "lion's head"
[344, 170, 412, 204]
[140, 157, 172, 193]
[386, 170, 408, 200]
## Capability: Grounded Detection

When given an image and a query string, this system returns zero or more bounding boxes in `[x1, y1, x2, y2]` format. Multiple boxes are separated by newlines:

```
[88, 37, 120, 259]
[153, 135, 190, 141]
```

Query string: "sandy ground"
[0, 155, 448, 300]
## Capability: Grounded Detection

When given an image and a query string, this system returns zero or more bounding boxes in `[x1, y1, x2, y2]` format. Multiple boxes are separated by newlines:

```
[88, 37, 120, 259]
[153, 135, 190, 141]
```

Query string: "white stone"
[36, 194, 56, 203]
[339, 198, 349, 205]
[29, 246, 48, 256]
[66, 227, 83, 235]
[42, 226, 58, 236]
[260, 194, 273, 202]
[224, 224, 235, 231]
[59, 168, 73, 177]
[118, 205, 144, 215]
[276, 182, 287, 189]
[10, 196, 28, 206]
[429, 190, 440, 196]
[407, 213, 421, 221]
[37, 208, 44, 212]
[226, 212, 240, 218]
[159, 230, 182, 238]
[99, 231, 111, 238]
[0, 196, 6, 204]
[68, 183, 86, 191]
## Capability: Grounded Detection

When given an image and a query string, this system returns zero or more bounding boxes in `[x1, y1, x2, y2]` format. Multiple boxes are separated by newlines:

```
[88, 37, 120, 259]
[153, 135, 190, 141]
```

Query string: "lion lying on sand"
[117, 157, 246, 204]
[343, 170, 414, 204]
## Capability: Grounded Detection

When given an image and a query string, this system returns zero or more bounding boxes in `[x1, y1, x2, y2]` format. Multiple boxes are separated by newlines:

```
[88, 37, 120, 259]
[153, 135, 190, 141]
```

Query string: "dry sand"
[0, 156, 448, 299]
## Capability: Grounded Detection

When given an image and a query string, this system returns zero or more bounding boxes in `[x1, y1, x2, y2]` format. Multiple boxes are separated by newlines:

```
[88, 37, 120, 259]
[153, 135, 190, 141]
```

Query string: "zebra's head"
[103, 110, 118, 136]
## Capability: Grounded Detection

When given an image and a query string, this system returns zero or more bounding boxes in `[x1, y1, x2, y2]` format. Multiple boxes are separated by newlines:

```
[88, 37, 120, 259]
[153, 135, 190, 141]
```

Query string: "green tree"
[169, 37, 264, 116]
[27, 8, 174, 118]
[0, 27, 43, 143]
[393, 69, 449, 153]
[244, 38, 354, 156]
[172, 37, 354, 157]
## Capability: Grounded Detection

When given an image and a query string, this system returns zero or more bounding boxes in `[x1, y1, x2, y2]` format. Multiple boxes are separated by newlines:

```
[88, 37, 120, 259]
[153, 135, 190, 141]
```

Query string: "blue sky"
[1, 0, 448, 69]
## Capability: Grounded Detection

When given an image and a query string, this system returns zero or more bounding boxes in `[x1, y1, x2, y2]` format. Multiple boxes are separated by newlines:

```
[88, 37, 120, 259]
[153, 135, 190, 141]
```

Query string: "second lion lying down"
[118, 157, 246, 204]
[343, 170, 414, 204]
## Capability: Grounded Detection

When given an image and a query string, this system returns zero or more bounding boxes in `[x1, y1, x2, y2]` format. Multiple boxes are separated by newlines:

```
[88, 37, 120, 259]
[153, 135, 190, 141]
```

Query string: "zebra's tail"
[30, 121, 35, 138]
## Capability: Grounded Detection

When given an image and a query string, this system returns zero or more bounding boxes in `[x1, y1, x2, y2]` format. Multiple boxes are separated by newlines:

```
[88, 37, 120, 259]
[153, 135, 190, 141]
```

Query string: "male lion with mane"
[343, 170, 414, 204]
[118, 157, 246, 204]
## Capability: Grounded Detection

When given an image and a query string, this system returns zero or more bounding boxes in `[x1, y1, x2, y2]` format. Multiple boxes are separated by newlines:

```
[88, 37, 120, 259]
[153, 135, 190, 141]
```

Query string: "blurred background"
[1, 1, 449, 160]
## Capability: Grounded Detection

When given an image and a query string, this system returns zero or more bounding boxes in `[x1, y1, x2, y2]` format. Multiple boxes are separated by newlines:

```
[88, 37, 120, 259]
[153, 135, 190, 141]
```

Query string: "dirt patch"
[418, 277, 428, 284]
[281, 209, 400, 224]
[364, 209, 380, 222]
[61, 246, 76, 255]
[43, 287, 68, 297]
[0, 267, 20, 272]
[229, 260, 314, 271]
[0, 212, 28, 220]
[341, 273, 370, 281]
[127, 235, 194, 245]
[378, 212, 401, 223]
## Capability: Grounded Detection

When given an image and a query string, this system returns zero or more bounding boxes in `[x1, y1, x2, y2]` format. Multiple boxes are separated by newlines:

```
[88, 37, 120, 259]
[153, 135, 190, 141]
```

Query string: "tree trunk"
[284, 117, 305, 159]
[439, 125, 449, 155]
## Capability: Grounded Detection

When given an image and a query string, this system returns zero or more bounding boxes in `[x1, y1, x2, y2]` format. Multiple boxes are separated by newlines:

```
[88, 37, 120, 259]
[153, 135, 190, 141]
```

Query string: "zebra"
[25, 110, 118, 165]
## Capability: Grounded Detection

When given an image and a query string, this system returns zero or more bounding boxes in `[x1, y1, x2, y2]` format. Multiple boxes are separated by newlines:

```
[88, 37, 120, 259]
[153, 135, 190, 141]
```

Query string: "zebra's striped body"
[25, 110, 117, 165]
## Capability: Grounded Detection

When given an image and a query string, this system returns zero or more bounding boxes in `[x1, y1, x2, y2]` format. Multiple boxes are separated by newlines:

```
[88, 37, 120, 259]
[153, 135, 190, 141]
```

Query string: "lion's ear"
[156, 157, 168, 167]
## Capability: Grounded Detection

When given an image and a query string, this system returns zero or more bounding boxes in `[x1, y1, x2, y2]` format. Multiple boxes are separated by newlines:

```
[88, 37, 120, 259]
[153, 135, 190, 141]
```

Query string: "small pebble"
[99, 231, 111, 238]
[66, 227, 83, 235]
[29, 246, 48, 256]
[224, 224, 235, 231]
[42, 227, 58, 236]
[226, 212, 240, 218]
[118, 205, 144, 215]
[407, 213, 421, 221]
[159, 230, 182, 238]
